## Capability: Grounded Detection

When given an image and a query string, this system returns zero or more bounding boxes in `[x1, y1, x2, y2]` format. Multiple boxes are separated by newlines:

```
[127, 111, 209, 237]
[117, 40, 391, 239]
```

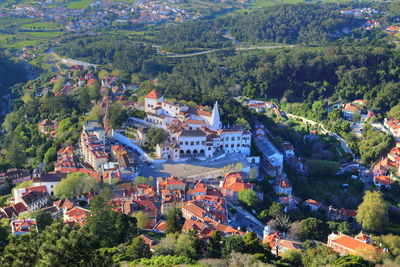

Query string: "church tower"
[210, 101, 222, 130]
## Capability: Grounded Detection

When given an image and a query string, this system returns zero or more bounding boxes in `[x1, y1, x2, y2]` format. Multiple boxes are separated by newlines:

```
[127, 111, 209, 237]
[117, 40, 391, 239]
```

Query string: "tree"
[125, 237, 151, 260]
[54, 172, 97, 199]
[238, 189, 258, 208]
[305, 160, 340, 175]
[98, 70, 109, 80]
[134, 211, 149, 229]
[268, 201, 284, 218]
[147, 127, 168, 147]
[331, 255, 373, 267]
[133, 176, 153, 186]
[30, 210, 53, 231]
[52, 77, 65, 93]
[301, 245, 338, 267]
[356, 191, 389, 233]
[88, 81, 102, 101]
[43, 147, 57, 164]
[222, 235, 245, 258]
[387, 103, 400, 120]
[108, 103, 128, 129]
[166, 208, 184, 234]
[243, 231, 264, 254]
[297, 218, 329, 242]
[281, 249, 302, 266]
[87, 188, 137, 248]
[235, 118, 250, 130]
[87, 105, 103, 123]
[207, 231, 222, 258]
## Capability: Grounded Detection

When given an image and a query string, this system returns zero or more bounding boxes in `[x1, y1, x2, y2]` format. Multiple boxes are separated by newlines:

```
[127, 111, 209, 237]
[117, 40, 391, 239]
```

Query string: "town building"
[144, 90, 251, 160]
[11, 219, 38, 235]
[79, 121, 108, 171]
[384, 118, 400, 138]
[32, 172, 67, 196]
[0, 169, 31, 187]
[327, 232, 379, 259]
[342, 103, 360, 119]
[220, 173, 253, 203]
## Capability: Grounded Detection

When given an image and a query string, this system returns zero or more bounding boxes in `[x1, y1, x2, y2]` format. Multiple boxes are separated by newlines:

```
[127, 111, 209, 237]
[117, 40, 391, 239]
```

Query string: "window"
[231, 137, 235, 141]
[225, 137, 229, 141]
[231, 144, 234, 148]
[225, 144, 228, 148]
[190, 141, 194, 145]
[185, 141, 188, 145]
[180, 142, 183, 145]
[196, 141, 199, 145]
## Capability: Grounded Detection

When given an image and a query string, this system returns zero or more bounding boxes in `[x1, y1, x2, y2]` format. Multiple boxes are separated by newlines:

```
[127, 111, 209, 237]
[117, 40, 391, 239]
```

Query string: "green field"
[20, 22, 63, 31]
[23, 31, 64, 39]
[66, 0, 92, 9]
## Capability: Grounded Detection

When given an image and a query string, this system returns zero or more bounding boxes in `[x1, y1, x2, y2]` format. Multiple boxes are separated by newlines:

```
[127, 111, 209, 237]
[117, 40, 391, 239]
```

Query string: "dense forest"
[55, 36, 167, 75]
[0, 52, 26, 96]
[155, 3, 368, 50]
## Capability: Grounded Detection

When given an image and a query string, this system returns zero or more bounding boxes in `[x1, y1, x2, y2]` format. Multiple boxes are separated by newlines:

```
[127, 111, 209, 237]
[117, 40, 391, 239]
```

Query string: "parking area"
[140, 154, 246, 178]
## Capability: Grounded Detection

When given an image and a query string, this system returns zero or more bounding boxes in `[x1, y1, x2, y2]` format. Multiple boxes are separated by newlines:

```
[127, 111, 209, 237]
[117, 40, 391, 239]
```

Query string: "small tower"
[210, 101, 222, 130]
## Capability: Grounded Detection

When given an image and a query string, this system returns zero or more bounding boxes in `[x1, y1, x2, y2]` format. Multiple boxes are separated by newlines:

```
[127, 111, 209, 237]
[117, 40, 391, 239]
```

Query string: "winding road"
[155, 45, 295, 58]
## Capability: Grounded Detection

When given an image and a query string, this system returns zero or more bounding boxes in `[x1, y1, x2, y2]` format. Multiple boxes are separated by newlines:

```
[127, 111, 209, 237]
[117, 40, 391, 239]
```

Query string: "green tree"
[235, 118, 250, 130]
[98, 70, 109, 80]
[222, 235, 245, 258]
[243, 231, 264, 254]
[87, 105, 103, 123]
[125, 237, 151, 260]
[268, 201, 284, 218]
[207, 230, 222, 258]
[238, 189, 258, 208]
[43, 147, 57, 164]
[88, 81, 102, 101]
[166, 208, 184, 234]
[133, 176, 153, 186]
[108, 103, 128, 129]
[356, 191, 389, 233]
[52, 77, 65, 93]
[30, 210, 53, 231]
[134, 211, 149, 229]
[281, 249, 302, 266]
[297, 218, 329, 242]
[54, 172, 97, 199]
[147, 127, 168, 147]
[301, 245, 338, 267]
[87, 188, 138, 248]
[331, 255, 373, 267]
[305, 160, 340, 175]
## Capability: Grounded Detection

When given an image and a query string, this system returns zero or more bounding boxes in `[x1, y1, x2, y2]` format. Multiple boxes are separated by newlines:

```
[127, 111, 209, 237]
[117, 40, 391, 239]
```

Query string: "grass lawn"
[20, 22, 63, 31]
[66, 0, 91, 10]
[23, 31, 64, 39]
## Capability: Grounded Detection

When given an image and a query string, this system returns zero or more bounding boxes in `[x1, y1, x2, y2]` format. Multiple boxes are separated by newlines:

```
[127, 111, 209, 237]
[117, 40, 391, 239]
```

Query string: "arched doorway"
[180, 150, 185, 155]
[186, 150, 191, 154]
[200, 149, 205, 154]
[193, 149, 198, 154]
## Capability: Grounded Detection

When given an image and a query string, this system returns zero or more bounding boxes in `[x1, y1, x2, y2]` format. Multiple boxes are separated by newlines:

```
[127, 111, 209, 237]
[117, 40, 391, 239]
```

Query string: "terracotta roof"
[12, 219, 37, 234]
[53, 198, 77, 210]
[374, 175, 391, 185]
[64, 207, 90, 227]
[221, 177, 252, 192]
[343, 103, 360, 112]
[153, 220, 167, 232]
[145, 89, 163, 99]
[305, 199, 322, 206]
[330, 233, 376, 253]
[183, 203, 207, 219]
[182, 219, 206, 232]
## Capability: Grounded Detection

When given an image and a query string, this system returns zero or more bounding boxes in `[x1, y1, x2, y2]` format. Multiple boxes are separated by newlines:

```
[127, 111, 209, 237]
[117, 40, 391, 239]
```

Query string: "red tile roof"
[374, 175, 391, 186]
[145, 89, 163, 99]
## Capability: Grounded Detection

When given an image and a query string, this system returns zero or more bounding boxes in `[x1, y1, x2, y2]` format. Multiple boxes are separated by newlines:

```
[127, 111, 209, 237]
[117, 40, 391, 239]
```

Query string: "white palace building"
[144, 90, 251, 161]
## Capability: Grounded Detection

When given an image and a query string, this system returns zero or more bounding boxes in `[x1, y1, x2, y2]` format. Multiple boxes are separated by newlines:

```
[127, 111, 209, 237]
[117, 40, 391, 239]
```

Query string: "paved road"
[228, 202, 265, 239]
[155, 45, 295, 58]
